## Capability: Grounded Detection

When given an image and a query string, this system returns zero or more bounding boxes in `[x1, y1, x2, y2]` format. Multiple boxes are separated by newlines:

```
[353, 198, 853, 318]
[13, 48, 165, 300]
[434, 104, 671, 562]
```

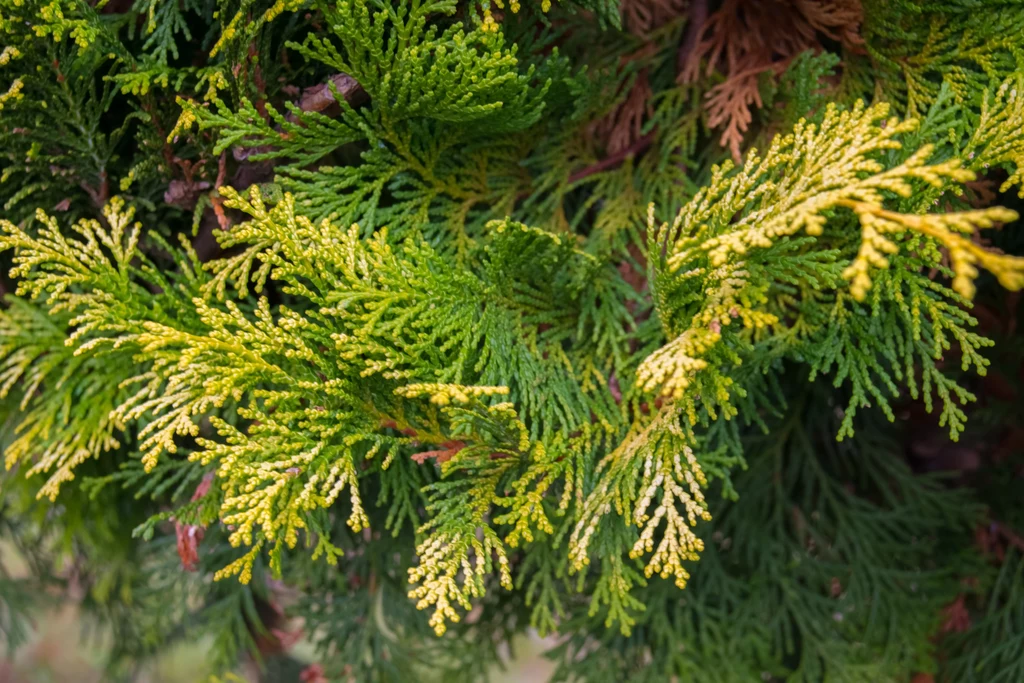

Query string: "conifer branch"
[2, 2, 1024, 677]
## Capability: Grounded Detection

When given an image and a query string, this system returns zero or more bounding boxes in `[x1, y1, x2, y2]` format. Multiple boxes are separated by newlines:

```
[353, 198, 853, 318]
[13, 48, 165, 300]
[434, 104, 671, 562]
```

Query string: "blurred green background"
[0, 535, 556, 683]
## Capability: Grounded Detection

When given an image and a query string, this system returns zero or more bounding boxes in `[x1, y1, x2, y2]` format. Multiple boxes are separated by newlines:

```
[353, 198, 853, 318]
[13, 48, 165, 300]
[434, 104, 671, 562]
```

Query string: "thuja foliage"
[1, 0, 1024, 680]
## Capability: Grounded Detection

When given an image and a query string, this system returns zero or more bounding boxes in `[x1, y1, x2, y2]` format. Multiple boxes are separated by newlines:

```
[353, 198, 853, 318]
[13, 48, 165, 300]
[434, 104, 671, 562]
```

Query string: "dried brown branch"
[79, 169, 109, 210]
[680, 0, 864, 160]
[993, 520, 1024, 554]
[412, 441, 466, 465]
[677, 0, 708, 73]
[299, 73, 366, 113]
[208, 153, 232, 231]
[703, 67, 765, 161]
[174, 473, 214, 572]
[621, 0, 688, 36]
[590, 70, 654, 155]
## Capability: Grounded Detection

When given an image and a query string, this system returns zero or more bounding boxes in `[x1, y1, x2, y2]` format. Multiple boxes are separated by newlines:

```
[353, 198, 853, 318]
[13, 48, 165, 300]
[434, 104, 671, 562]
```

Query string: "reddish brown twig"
[174, 473, 215, 572]
[210, 152, 231, 230]
[412, 441, 466, 465]
[677, 0, 708, 73]
[568, 131, 657, 185]
[79, 170, 109, 210]
[993, 520, 1024, 553]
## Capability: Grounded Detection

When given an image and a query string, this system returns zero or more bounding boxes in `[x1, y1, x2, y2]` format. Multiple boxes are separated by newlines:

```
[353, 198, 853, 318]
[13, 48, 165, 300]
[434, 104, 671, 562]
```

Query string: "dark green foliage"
[549, 387, 983, 682]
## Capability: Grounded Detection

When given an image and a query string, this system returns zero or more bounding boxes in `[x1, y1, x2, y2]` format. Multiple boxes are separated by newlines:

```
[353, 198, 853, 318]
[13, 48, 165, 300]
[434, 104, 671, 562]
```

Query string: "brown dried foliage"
[412, 440, 466, 465]
[175, 521, 205, 572]
[621, 0, 688, 36]
[577, 0, 690, 172]
[590, 69, 655, 155]
[174, 473, 214, 571]
[589, 0, 688, 157]
[681, 0, 863, 160]
[297, 73, 366, 116]
[940, 595, 972, 635]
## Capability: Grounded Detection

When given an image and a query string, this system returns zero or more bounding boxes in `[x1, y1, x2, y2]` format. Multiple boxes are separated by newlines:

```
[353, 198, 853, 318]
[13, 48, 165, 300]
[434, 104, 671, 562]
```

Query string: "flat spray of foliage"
[1, 0, 1024, 681]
